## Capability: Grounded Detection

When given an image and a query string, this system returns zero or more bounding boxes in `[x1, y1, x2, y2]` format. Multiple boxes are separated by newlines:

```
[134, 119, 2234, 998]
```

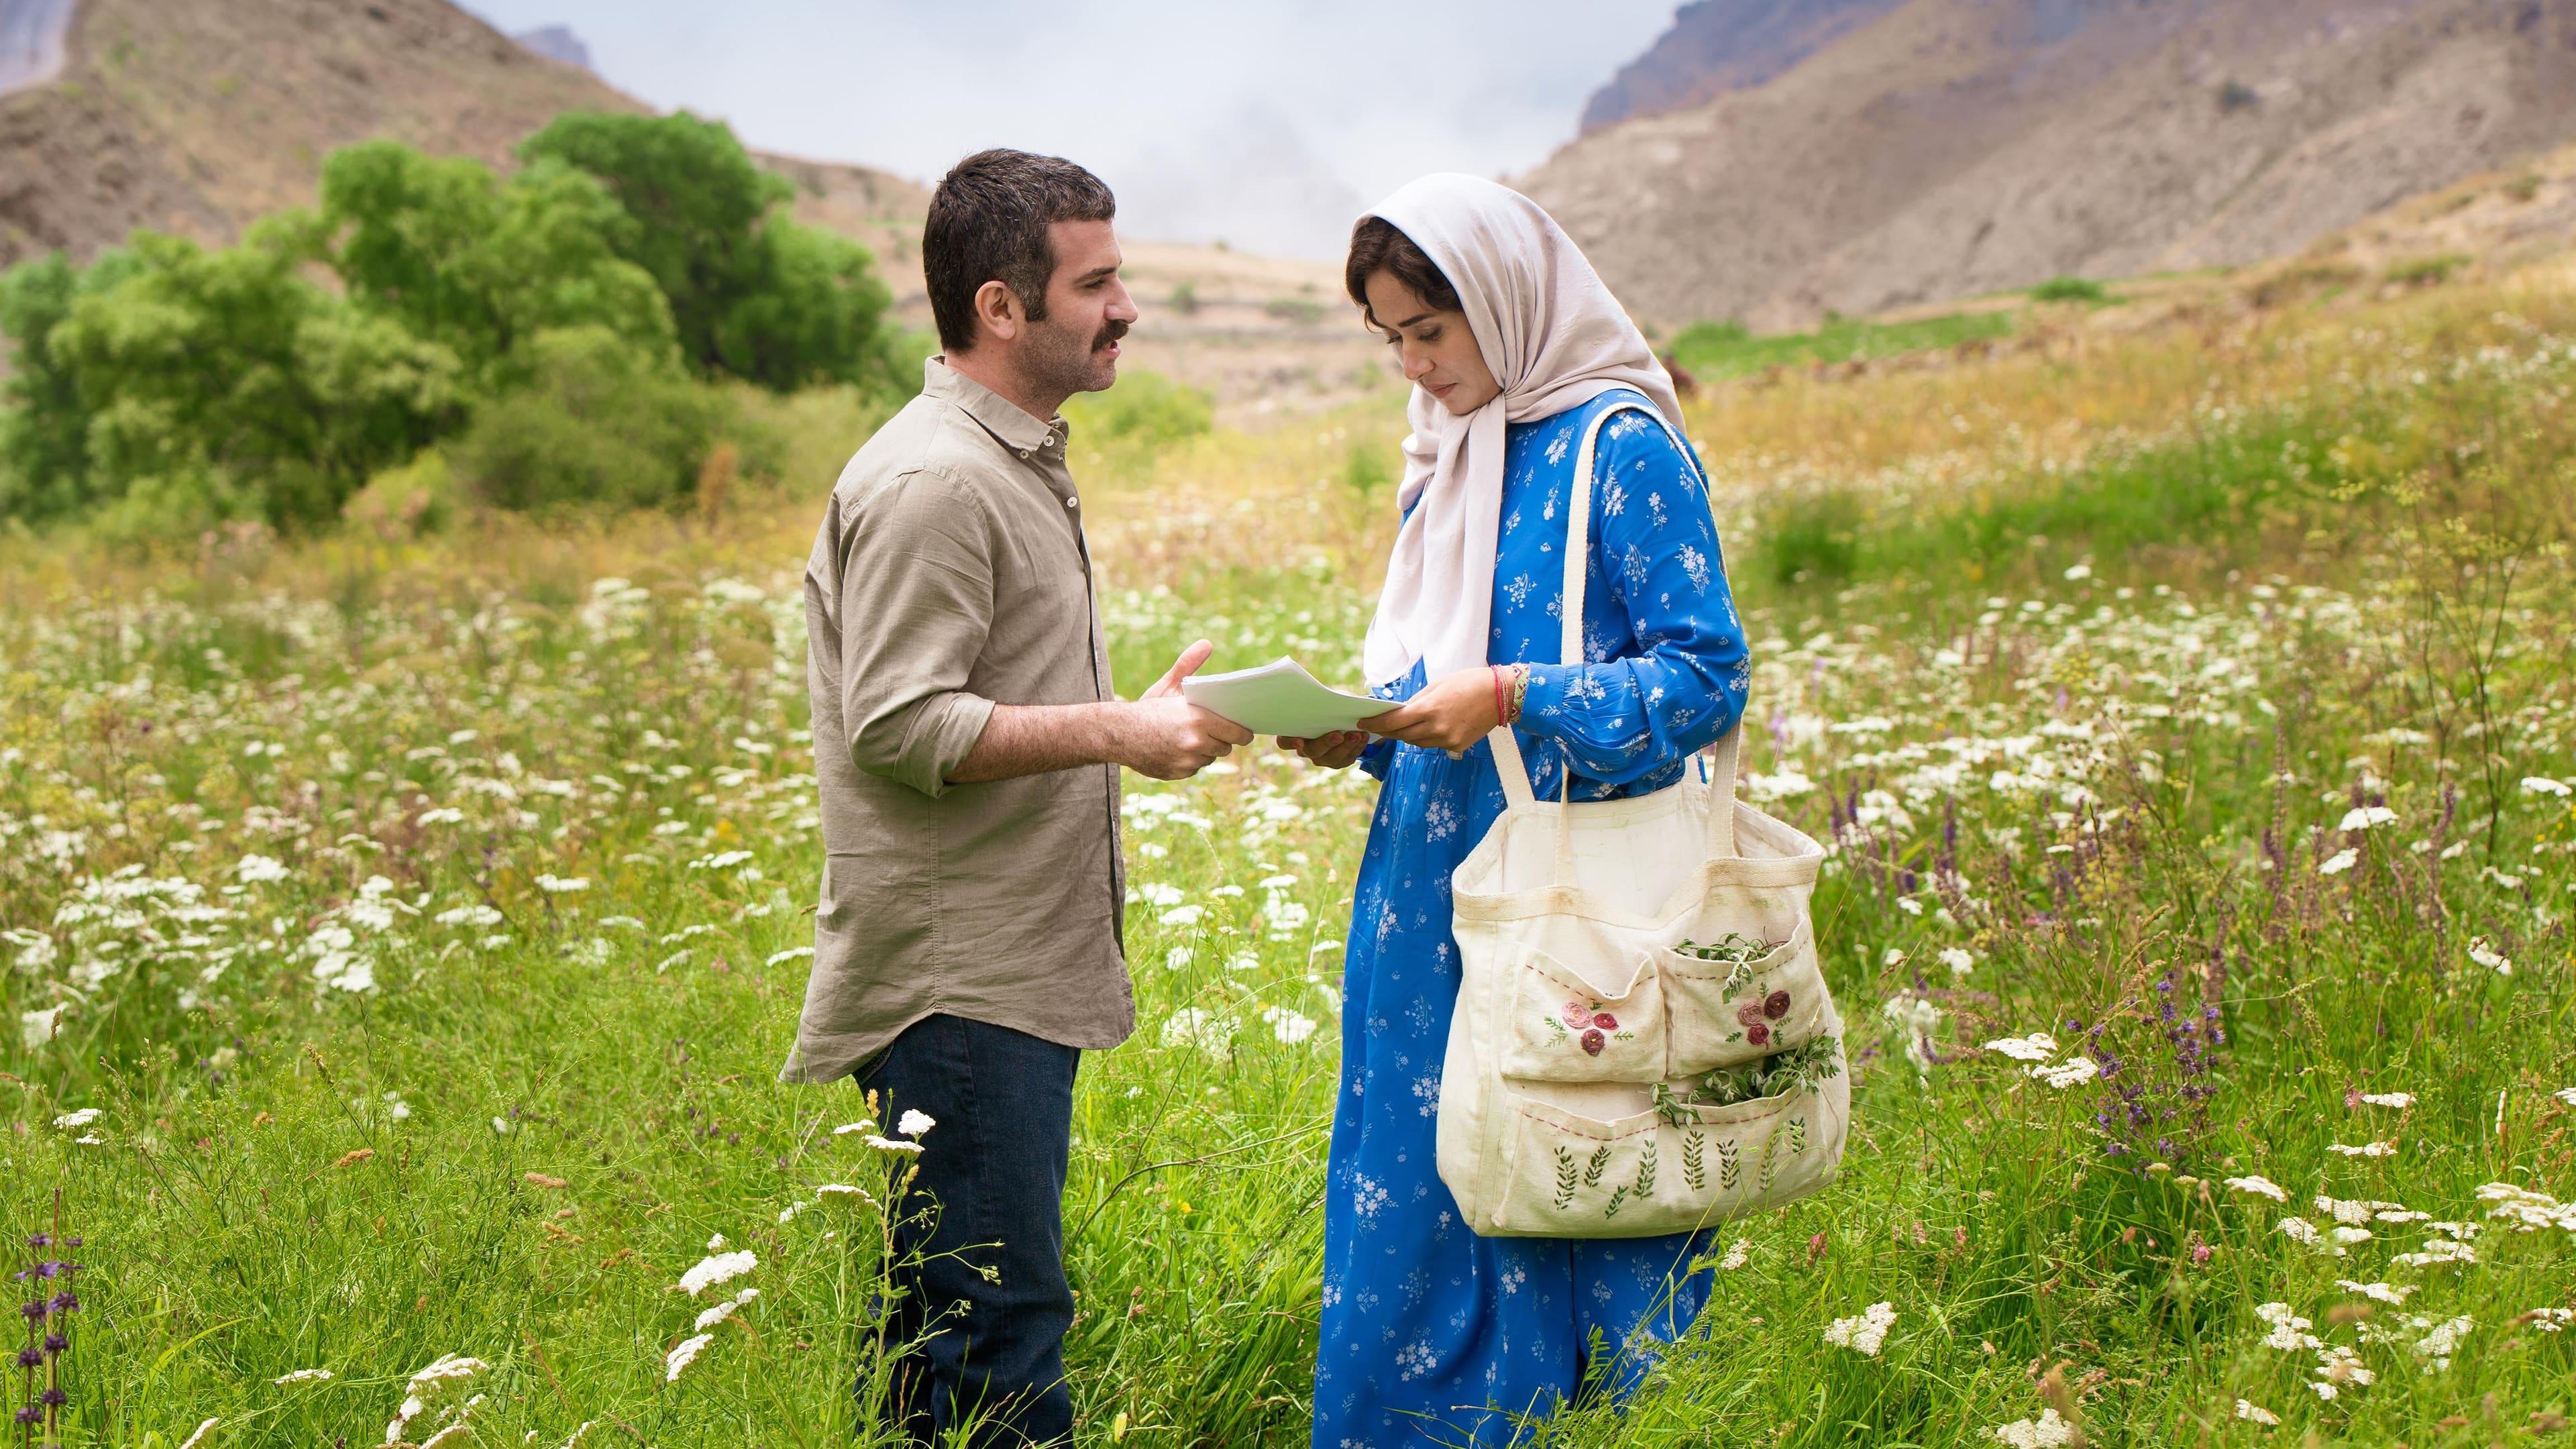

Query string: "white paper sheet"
[1181, 656, 1396, 737]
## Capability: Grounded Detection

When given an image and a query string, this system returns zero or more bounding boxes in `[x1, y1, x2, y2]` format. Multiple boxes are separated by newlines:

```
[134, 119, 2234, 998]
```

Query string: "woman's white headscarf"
[1359, 174, 1682, 689]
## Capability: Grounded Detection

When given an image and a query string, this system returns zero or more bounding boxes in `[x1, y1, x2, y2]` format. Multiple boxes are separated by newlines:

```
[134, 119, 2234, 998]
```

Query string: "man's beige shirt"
[782, 358, 1128, 1083]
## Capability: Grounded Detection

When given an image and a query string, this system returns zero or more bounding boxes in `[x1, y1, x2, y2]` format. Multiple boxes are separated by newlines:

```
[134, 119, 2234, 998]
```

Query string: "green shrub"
[1063, 369, 1214, 453]
[447, 326, 731, 512]
[344, 447, 464, 538]
[1754, 490, 1863, 586]
[2385, 254, 2470, 288]
[1668, 311, 2012, 381]
[2029, 275, 2109, 304]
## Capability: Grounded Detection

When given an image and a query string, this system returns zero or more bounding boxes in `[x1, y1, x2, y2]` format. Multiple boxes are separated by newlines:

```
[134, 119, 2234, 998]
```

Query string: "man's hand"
[1362, 667, 1503, 754]
[1119, 639, 1252, 780]
[1277, 731, 1372, 769]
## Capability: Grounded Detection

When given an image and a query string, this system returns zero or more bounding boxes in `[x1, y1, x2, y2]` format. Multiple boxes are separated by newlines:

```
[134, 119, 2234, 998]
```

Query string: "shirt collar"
[924, 357, 1065, 458]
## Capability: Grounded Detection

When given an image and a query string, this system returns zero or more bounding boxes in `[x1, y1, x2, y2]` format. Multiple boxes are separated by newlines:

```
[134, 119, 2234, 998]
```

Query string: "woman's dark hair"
[924, 149, 1117, 353]
[1344, 216, 1461, 331]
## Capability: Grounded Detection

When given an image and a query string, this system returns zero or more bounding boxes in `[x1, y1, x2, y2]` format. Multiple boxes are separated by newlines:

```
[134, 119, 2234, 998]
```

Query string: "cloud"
[466, 0, 1679, 256]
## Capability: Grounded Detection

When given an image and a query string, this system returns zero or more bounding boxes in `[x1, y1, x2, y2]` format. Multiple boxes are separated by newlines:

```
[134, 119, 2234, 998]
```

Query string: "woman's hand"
[1363, 667, 1506, 754]
[1275, 730, 1373, 769]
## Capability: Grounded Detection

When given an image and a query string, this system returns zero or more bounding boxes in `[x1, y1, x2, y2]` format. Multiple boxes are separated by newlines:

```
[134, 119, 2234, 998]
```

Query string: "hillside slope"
[1524, 0, 2576, 327]
[1578, 0, 1905, 136]
[0, 0, 926, 270]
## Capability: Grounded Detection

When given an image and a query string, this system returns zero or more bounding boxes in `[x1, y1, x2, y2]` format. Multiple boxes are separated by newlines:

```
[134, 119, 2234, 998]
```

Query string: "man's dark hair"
[1345, 216, 1461, 331]
[924, 149, 1117, 353]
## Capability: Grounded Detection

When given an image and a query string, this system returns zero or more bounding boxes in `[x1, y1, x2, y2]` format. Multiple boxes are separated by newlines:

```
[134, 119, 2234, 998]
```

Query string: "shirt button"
[1065, 496, 1079, 509]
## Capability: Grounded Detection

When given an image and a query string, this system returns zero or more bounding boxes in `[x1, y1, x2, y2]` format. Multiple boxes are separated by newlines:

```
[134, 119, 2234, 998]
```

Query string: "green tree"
[0, 253, 92, 523]
[308, 140, 678, 384]
[519, 111, 905, 392]
[44, 228, 462, 533]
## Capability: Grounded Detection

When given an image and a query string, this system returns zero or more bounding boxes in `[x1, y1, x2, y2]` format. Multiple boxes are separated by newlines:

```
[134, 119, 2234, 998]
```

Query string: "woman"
[1278, 176, 1752, 1444]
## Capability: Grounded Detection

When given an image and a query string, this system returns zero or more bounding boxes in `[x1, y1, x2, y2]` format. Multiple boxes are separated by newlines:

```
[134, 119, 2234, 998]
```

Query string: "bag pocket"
[1657, 917, 1826, 1077]
[1499, 948, 1668, 1084]
[1484, 1081, 1838, 1236]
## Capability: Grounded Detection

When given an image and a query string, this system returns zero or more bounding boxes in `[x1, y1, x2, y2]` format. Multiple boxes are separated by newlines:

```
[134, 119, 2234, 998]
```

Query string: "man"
[786, 148, 1250, 1444]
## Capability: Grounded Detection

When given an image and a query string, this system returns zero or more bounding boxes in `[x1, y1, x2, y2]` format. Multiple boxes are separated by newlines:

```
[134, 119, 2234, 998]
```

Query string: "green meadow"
[0, 255, 2571, 1446]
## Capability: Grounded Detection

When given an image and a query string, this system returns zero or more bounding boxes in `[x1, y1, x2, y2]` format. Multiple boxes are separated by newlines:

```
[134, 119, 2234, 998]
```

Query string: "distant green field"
[1666, 309, 2017, 380]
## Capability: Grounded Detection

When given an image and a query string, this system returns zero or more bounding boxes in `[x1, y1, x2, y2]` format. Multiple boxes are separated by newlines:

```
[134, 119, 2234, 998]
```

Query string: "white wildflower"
[2235, 1399, 2278, 1425]
[2412, 1315, 2473, 1371]
[676, 1250, 757, 1296]
[830, 1120, 877, 1136]
[234, 853, 290, 883]
[1938, 947, 1975, 977]
[2318, 847, 2359, 876]
[1982, 1034, 2057, 1063]
[2466, 937, 2512, 975]
[2334, 1279, 2414, 1305]
[274, 1367, 335, 1384]
[2255, 1301, 2321, 1351]
[864, 1135, 923, 1155]
[2274, 1218, 2339, 1256]
[897, 1108, 936, 1137]
[1717, 1239, 1750, 1271]
[2523, 1307, 2571, 1332]
[1263, 1006, 1318, 1044]
[51, 1108, 99, 1130]
[533, 873, 589, 894]
[178, 1421, 219, 1449]
[2223, 1175, 2288, 1202]
[2555, 1087, 2576, 1107]
[2357, 1092, 2414, 1109]
[1160, 1007, 1235, 1059]
[765, 946, 814, 966]
[2031, 1057, 2099, 1089]
[2326, 1140, 2396, 1157]
[2335, 805, 2396, 832]
[2389, 1238, 2476, 1268]
[1158, 904, 1205, 927]
[1821, 1301, 1896, 1356]
[1164, 946, 1193, 970]
[2522, 775, 2573, 797]
[663, 1332, 714, 1382]
[1992, 1408, 2074, 1448]
[19, 1006, 66, 1050]
[693, 1286, 759, 1332]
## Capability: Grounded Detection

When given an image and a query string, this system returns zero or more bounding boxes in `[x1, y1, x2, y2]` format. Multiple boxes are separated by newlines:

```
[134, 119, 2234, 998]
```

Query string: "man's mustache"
[1093, 320, 1129, 350]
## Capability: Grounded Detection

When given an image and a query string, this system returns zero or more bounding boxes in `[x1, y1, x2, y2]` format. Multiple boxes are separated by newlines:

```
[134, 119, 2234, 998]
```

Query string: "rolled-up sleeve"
[837, 470, 1000, 798]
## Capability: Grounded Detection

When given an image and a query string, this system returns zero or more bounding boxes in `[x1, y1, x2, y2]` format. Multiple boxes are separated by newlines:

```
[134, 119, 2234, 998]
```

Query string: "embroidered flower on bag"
[1580, 1028, 1607, 1056]
[1746, 1023, 1771, 1046]
[1735, 1001, 1765, 1027]
[1763, 989, 1792, 1021]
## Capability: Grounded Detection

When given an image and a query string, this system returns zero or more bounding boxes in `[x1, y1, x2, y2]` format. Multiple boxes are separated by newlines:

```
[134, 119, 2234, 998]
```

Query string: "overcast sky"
[464, 1, 1680, 258]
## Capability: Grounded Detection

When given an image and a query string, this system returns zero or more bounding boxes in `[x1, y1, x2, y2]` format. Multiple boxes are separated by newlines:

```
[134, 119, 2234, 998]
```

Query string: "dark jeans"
[856, 1013, 1080, 1448]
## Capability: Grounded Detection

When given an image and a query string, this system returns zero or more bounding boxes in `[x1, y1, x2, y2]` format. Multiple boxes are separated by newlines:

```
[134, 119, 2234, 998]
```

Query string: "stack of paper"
[1181, 657, 1395, 737]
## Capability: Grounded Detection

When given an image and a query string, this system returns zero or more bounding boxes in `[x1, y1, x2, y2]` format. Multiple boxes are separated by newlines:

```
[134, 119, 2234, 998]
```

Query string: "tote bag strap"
[1487, 398, 1743, 861]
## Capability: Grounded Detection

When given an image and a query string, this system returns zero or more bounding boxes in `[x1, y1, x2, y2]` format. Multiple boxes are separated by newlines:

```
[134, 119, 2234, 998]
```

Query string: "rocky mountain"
[0, 0, 926, 272]
[1578, 0, 1904, 136]
[1525, 0, 2576, 327]
[512, 23, 592, 72]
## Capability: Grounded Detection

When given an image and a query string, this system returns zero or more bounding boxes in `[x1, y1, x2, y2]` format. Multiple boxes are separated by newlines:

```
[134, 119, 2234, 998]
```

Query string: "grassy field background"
[1, 256, 2573, 1446]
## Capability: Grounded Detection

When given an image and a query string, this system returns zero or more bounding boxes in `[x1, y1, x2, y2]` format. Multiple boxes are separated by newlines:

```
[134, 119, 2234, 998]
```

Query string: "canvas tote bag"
[1435, 402, 1847, 1238]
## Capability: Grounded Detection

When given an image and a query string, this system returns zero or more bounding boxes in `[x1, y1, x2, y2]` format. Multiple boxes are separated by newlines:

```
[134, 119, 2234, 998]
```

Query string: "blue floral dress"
[1313, 390, 1753, 1446]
